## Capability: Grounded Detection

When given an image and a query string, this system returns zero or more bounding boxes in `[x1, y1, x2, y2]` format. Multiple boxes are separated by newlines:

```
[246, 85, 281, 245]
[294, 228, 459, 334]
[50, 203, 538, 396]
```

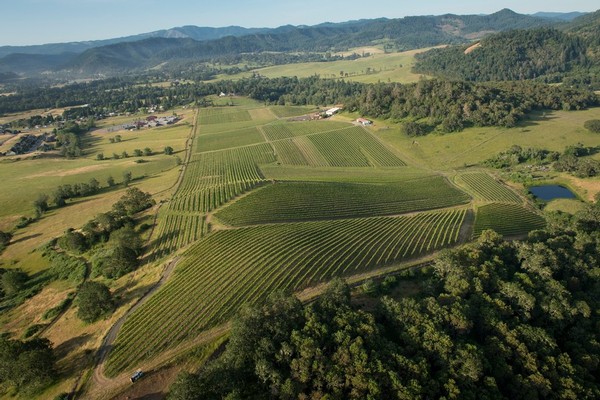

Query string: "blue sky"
[2, 0, 599, 46]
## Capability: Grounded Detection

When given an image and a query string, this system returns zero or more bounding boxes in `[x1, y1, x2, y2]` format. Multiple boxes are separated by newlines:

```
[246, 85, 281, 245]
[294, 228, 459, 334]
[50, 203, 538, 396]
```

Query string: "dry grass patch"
[1, 285, 69, 335]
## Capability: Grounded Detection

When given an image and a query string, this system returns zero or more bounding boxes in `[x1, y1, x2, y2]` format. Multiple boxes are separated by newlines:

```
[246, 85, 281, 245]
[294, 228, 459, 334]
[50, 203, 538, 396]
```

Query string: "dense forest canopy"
[414, 28, 587, 81]
[169, 201, 600, 400]
[413, 11, 600, 89]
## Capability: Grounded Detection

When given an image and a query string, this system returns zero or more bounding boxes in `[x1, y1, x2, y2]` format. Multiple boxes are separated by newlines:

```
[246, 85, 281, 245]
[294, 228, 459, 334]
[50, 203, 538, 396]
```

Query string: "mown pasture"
[0, 113, 192, 268]
[215, 48, 429, 84]
[107, 209, 468, 376]
[374, 109, 600, 171]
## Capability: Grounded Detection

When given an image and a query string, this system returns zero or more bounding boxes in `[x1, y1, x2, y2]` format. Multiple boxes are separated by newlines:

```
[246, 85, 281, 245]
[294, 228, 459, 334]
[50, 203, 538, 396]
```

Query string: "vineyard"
[262, 120, 349, 141]
[152, 141, 276, 257]
[457, 172, 522, 203]
[269, 105, 317, 118]
[270, 126, 406, 167]
[215, 178, 470, 226]
[472, 203, 546, 238]
[196, 127, 265, 152]
[199, 109, 252, 125]
[107, 209, 468, 376]
[129, 103, 553, 378]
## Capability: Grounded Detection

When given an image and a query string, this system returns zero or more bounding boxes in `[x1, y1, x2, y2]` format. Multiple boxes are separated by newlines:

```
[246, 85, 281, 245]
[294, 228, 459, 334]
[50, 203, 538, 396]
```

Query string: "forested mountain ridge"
[59, 10, 557, 76]
[413, 28, 587, 81]
[0, 9, 556, 78]
[413, 10, 600, 87]
[532, 11, 587, 21]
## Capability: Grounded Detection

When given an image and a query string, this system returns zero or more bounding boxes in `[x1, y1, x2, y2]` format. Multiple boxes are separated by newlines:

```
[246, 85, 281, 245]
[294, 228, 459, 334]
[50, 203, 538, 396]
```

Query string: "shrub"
[584, 119, 600, 133]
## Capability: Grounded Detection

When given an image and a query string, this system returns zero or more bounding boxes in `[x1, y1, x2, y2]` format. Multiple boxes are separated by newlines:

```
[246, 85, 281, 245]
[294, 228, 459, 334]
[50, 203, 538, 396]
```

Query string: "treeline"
[484, 143, 599, 178]
[414, 28, 587, 82]
[53, 187, 154, 278]
[1, 76, 598, 134]
[169, 200, 600, 399]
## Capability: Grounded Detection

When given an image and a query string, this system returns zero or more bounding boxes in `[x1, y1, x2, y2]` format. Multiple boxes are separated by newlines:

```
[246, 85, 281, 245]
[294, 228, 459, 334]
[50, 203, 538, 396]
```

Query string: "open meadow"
[0, 109, 192, 270]
[213, 48, 430, 84]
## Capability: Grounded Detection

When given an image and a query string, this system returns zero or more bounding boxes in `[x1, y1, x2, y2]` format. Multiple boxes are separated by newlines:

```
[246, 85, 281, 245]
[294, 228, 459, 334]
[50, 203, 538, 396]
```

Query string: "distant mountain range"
[0, 9, 592, 79]
[531, 11, 587, 21]
[0, 26, 269, 58]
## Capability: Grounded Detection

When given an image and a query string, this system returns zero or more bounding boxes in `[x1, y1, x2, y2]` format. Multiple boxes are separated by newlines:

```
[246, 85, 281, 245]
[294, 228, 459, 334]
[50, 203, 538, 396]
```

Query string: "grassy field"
[0, 112, 192, 271]
[213, 48, 430, 84]
[373, 109, 600, 171]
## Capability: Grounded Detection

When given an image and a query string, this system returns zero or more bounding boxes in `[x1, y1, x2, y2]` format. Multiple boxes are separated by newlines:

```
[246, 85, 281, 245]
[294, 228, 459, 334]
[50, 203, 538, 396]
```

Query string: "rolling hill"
[2, 9, 557, 78]
[413, 9, 600, 85]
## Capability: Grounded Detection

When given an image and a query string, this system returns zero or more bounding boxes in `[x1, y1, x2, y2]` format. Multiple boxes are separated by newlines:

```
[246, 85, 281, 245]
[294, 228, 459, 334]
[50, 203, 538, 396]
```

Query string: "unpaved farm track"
[91, 256, 180, 386]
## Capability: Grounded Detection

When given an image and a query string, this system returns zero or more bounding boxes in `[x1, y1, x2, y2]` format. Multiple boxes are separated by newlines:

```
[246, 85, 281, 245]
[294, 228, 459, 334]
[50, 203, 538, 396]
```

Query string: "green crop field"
[457, 172, 522, 203]
[262, 120, 350, 141]
[215, 178, 470, 226]
[269, 105, 318, 118]
[196, 127, 265, 152]
[472, 203, 546, 238]
[199, 109, 252, 125]
[107, 208, 467, 376]
[308, 127, 405, 167]
[152, 142, 276, 257]
[266, 124, 406, 167]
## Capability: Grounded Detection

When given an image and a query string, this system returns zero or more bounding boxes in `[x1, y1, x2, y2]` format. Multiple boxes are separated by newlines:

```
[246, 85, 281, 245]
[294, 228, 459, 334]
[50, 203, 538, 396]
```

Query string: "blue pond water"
[529, 185, 576, 201]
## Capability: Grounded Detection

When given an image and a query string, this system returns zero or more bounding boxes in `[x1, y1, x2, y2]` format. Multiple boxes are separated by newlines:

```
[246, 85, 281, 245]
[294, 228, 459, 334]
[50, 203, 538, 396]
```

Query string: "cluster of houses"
[2, 132, 57, 156]
[0, 125, 20, 135]
[122, 115, 180, 131]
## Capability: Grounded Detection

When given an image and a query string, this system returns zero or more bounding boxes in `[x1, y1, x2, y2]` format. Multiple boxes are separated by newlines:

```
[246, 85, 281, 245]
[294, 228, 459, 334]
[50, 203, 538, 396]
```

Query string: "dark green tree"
[106, 175, 115, 187]
[122, 171, 132, 187]
[0, 336, 56, 394]
[76, 281, 115, 323]
[33, 194, 49, 215]
[1, 269, 28, 296]
[112, 187, 155, 216]
[0, 230, 12, 252]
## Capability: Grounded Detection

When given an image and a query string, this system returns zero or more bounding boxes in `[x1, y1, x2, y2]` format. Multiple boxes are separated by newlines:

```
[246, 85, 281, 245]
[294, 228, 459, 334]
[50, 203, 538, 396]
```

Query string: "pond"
[529, 185, 576, 201]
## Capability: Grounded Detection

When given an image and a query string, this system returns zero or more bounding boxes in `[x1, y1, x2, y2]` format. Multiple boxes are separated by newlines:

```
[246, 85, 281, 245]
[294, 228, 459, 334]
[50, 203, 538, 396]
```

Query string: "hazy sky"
[2, 0, 599, 46]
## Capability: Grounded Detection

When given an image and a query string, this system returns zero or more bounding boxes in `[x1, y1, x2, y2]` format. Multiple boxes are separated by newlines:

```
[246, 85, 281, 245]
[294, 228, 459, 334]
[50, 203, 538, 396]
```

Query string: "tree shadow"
[113, 283, 155, 306]
[10, 233, 42, 244]
[54, 333, 92, 359]
[517, 111, 560, 128]
[138, 392, 165, 400]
